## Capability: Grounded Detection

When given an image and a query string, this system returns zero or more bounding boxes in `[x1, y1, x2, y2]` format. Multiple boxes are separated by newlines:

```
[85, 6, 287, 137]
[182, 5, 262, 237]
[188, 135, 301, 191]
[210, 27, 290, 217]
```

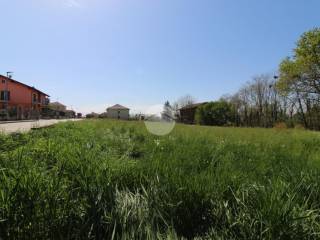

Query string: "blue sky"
[0, 0, 319, 114]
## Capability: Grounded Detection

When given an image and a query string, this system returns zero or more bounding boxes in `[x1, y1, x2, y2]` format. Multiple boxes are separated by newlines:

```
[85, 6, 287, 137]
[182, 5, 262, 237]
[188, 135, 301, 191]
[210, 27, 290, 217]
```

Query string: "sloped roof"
[179, 102, 208, 110]
[50, 101, 66, 107]
[107, 104, 130, 110]
[0, 74, 50, 97]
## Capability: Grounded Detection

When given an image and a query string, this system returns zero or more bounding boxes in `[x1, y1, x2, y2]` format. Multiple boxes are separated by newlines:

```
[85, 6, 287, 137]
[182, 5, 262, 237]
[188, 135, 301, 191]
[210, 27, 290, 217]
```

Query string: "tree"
[277, 28, 320, 129]
[277, 58, 308, 127]
[172, 95, 196, 121]
[195, 101, 233, 126]
[295, 28, 320, 94]
[225, 74, 283, 128]
[277, 29, 320, 97]
[161, 101, 174, 121]
[175, 95, 196, 108]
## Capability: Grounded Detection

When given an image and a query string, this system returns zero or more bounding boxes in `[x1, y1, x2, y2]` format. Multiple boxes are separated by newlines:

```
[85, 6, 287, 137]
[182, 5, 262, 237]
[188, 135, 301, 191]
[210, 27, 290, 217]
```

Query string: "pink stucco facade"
[0, 75, 49, 119]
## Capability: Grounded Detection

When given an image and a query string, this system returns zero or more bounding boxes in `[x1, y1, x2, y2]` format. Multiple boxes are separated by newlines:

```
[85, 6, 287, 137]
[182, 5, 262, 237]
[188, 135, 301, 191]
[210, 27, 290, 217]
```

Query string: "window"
[0, 91, 10, 101]
[2, 79, 5, 84]
[33, 94, 37, 103]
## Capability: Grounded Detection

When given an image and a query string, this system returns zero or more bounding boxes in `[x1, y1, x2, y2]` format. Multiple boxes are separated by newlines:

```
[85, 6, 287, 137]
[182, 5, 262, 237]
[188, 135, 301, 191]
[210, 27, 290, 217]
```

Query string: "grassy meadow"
[1, 119, 320, 239]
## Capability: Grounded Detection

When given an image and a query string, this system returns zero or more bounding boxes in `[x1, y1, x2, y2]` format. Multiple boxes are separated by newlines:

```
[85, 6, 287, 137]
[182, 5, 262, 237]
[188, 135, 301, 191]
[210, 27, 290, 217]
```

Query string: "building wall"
[65, 110, 76, 118]
[180, 107, 198, 124]
[0, 76, 48, 120]
[1, 77, 29, 107]
[49, 102, 67, 112]
[107, 109, 129, 120]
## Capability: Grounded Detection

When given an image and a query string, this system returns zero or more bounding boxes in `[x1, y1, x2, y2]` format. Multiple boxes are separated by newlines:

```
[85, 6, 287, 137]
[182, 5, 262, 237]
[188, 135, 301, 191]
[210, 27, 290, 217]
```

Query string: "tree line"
[165, 28, 320, 130]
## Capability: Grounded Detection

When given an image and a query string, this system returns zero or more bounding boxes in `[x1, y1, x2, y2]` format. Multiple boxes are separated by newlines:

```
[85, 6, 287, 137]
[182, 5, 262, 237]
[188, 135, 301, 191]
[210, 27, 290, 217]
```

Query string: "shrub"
[86, 112, 99, 118]
[274, 122, 287, 129]
[294, 123, 305, 130]
[285, 119, 295, 128]
[195, 101, 234, 126]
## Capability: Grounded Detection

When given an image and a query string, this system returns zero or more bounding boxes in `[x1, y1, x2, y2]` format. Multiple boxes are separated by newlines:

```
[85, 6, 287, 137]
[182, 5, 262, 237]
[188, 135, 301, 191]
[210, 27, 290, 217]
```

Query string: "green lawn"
[1, 119, 320, 239]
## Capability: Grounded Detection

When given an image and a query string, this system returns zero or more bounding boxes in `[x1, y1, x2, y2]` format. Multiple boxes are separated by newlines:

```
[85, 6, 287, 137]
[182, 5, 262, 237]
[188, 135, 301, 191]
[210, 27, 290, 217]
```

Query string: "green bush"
[195, 101, 234, 126]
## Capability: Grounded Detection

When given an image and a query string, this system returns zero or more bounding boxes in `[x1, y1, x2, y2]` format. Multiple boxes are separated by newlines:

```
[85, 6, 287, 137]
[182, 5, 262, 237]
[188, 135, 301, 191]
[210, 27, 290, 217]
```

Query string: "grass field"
[1, 119, 320, 239]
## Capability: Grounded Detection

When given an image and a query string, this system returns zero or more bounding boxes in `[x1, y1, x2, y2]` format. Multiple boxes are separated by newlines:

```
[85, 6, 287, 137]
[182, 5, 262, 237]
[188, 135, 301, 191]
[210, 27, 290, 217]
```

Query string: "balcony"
[44, 97, 50, 105]
[39, 97, 50, 107]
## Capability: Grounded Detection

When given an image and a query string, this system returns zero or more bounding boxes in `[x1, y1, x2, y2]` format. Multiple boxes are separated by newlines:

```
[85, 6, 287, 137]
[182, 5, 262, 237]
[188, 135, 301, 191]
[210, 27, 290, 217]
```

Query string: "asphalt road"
[0, 119, 82, 134]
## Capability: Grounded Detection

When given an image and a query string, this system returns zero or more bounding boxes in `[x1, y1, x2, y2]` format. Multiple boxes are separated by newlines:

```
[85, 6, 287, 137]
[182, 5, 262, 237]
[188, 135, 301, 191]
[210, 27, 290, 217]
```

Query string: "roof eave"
[0, 75, 50, 97]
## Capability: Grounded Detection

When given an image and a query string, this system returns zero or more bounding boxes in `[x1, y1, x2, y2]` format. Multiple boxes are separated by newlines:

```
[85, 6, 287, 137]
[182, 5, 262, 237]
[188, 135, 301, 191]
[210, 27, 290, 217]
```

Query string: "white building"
[107, 104, 130, 120]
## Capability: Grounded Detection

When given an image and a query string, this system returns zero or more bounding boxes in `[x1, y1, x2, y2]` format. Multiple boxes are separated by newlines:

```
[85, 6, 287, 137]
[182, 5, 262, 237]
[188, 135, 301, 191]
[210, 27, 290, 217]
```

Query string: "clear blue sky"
[1, 0, 319, 113]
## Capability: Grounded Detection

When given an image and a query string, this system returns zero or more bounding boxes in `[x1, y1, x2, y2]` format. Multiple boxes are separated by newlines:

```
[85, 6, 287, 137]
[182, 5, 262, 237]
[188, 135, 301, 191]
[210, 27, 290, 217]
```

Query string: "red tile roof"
[0, 75, 50, 97]
[107, 104, 130, 110]
[50, 102, 66, 107]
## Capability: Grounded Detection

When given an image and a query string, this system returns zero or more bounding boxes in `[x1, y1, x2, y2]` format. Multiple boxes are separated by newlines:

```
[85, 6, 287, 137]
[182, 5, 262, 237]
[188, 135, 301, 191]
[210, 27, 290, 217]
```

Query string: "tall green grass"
[1, 119, 320, 239]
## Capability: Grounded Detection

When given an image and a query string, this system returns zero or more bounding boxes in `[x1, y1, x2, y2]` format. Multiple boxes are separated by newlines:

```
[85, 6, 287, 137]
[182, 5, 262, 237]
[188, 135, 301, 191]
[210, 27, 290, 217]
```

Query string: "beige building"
[107, 104, 130, 120]
[49, 102, 67, 112]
